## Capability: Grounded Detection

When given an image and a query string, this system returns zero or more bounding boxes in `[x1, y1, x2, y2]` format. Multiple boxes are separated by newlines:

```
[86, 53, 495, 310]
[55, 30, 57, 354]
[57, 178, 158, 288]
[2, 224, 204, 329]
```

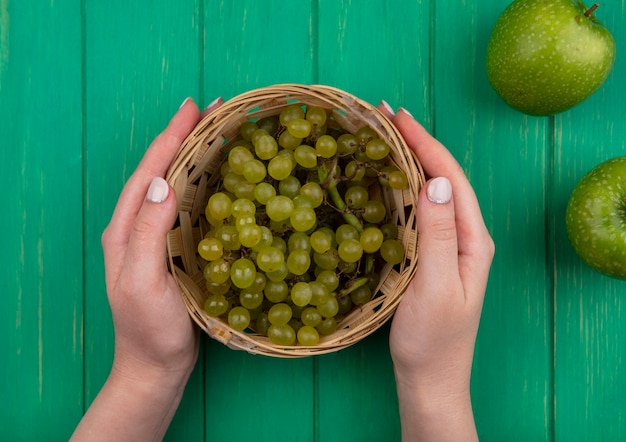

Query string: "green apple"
[486, 0, 616, 116]
[566, 157, 626, 279]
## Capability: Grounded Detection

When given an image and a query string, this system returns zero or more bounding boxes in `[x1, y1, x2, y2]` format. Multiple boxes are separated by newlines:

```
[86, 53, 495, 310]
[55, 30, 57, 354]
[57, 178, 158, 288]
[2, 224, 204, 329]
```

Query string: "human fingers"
[102, 98, 202, 289]
[201, 97, 224, 119]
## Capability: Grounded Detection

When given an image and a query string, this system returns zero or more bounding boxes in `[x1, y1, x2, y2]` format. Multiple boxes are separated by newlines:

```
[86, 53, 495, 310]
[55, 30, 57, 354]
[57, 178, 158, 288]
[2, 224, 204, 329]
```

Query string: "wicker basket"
[165, 84, 424, 357]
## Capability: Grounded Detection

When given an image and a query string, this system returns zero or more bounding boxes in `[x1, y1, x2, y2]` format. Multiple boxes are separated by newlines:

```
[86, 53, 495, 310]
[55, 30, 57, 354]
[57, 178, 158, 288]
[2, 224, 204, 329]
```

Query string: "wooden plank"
[0, 0, 84, 439]
[433, 0, 553, 439]
[82, 1, 203, 440]
[552, 3, 626, 437]
[201, 1, 317, 440]
[315, 0, 430, 439]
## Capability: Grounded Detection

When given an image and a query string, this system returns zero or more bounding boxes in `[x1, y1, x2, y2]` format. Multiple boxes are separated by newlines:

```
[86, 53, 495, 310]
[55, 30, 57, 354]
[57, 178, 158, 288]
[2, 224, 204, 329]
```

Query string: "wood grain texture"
[3, 0, 626, 440]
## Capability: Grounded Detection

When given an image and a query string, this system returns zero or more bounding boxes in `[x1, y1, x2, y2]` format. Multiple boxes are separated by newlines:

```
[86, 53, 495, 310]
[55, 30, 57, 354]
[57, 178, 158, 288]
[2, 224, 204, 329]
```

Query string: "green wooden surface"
[2, 1, 626, 440]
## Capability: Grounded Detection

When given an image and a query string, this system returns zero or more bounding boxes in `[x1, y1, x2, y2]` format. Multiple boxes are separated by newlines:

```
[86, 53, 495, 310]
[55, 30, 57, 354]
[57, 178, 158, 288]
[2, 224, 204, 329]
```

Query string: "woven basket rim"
[165, 83, 424, 358]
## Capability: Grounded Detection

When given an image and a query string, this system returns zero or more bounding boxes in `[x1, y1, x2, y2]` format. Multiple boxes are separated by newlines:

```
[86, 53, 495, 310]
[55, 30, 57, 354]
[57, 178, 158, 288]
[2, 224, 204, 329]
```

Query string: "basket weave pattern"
[165, 84, 424, 357]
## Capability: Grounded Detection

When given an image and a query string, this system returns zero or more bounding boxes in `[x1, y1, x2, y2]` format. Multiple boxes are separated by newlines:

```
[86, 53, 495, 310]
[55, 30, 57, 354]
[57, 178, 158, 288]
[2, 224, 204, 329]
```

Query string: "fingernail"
[147, 177, 170, 203]
[427, 177, 452, 204]
[179, 97, 192, 110]
[380, 100, 395, 116]
[398, 107, 413, 118]
[205, 96, 223, 110]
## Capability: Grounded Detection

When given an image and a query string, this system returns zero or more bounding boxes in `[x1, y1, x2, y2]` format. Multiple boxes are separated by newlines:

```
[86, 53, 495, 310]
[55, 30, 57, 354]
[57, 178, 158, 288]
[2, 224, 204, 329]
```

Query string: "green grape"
[291, 282, 313, 307]
[294, 145, 318, 169]
[228, 145, 254, 174]
[310, 123, 328, 139]
[315, 135, 338, 158]
[388, 170, 409, 189]
[310, 230, 331, 253]
[278, 130, 302, 149]
[299, 182, 324, 208]
[233, 181, 257, 200]
[316, 270, 339, 292]
[345, 160, 366, 181]
[206, 258, 231, 284]
[250, 128, 270, 145]
[268, 324, 296, 346]
[228, 306, 251, 331]
[268, 303, 293, 326]
[230, 258, 257, 289]
[292, 195, 314, 209]
[267, 155, 294, 180]
[317, 296, 339, 318]
[297, 325, 320, 346]
[256, 246, 285, 273]
[222, 172, 244, 194]
[380, 223, 398, 240]
[264, 280, 289, 303]
[313, 248, 340, 270]
[287, 231, 311, 252]
[239, 224, 262, 248]
[287, 249, 311, 275]
[255, 312, 270, 335]
[336, 224, 359, 244]
[337, 260, 357, 274]
[266, 195, 295, 222]
[309, 281, 330, 306]
[231, 198, 256, 217]
[337, 294, 353, 314]
[276, 148, 296, 165]
[362, 200, 387, 224]
[344, 185, 369, 209]
[305, 106, 327, 127]
[355, 126, 378, 144]
[254, 182, 276, 205]
[239, 121, 258, 141]
[254, 134, 279, 160]
[360, 226, 384, 253]
[317, 227, 337, 248]
[242, 159, 267, 183]
[205, 278, 231, 296]
[336, 133, 358, 154]
[251, 226, 273, 252]
[380, 239, 405, 265]
[266, 262, 290, 282]
[204, 294, 230, 317]
[198, 237, 223, 261]
[317, 317, 337, 336]
[286, 118, 312, 138]
[351, 285, 373, 306]
[220, 161, 233, 178]
[272, 236, 288, 254]
[278, 176, 301, 198]
[239, 288, 264, 309]
[279, 104, 305, 126]
[207, 192, 232, 220]
[249, 272, 267, 292]
[289, 318, 304, 334]
[338, 238, 363, 263]
[290, 207, 316, 232]
[257, 116, 279, 136]
[365, 138, 390, 160]
[235, 215, 256, 232]
[301, 307, 322, 327]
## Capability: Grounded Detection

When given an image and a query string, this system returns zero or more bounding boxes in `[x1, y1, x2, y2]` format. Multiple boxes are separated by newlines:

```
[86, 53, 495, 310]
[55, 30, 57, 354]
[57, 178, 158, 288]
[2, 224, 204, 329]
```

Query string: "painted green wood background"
[2, 0, 626, 440]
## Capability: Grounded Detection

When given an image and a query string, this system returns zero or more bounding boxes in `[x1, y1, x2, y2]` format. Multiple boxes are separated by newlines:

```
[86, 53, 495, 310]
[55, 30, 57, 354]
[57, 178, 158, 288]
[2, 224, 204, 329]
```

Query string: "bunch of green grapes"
[197, 104, 408, 346]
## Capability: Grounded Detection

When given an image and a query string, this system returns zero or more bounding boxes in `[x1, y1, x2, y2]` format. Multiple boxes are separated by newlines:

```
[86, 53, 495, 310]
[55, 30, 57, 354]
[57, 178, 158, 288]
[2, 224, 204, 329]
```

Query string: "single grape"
[345, 160, 366, 181]
[365, 138, 390, 160]
[239, 224, 263, 248]
[315, 135, 338, 158]
[254, 134, 279, 160]
[268, 303, 293, 326]
[287, 249, 311, 275]
[305, 106, 327, 127]
[294, 145, 318, 169]
[336, 224, 359, 244]
[279, 104, 305, 126]
[278, 176, 301, 198]
[336, 133, 358, 154]
[255, 312, 270, 335]
[338, 238, 363, 263]
[206, 258, 231, 284]
[197, 237, 223, 261]
[228, 306, 251, 331]
[316, 317, 337, 336]
[266, 262, 290, 282]
[239, 288, 264, 309]
[268, 324, 296, 346]
[380, 239, 405, 265]
[264, 280, 289, 303]
[239, 121, 258, 141]
[299, 182, 324, 208]
[254, 182, 276, 205]
[355, 126, 378, 144]
[360, 227, 384, 254]
[317, 296, 339, 318]
[257, 116, 279, 136]
[230, 258, 257, 289]
[290, 207, 317, 232]
[207, 192, 232, 220]
[228, 145, 254, 174]
[278, 130, 302, 149]
[287, 231, 311, 252]
[313, 248, 340, 270]
[251, 226, 273, 252]
[297, 325, 320, 346]
[204, 294, 230, 317]
[301, 307, 322, 327]
[310, 230, 332, 254]
[234, 214, 256, 232]
[380, 223, 398, 240]
[256, 246, 285, 273]
[205, 278, 231, 296]
[286, 118, 312, 138]
[344, 185, 369, 209]
[268, 155, 294, 180]
[266, 195, 295, 222]
[351, 285, 373, 306]
[316, 270, 339, 292]
[362, 200, 387, 224]
[291, 281, 313, 307]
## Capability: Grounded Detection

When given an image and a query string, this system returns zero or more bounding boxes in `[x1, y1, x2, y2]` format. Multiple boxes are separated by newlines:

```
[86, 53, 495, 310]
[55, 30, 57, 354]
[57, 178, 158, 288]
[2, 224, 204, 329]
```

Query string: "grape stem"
[337, 276, 369, 298]
[318, 159, 363, 233]
[585, 3, 599, 17]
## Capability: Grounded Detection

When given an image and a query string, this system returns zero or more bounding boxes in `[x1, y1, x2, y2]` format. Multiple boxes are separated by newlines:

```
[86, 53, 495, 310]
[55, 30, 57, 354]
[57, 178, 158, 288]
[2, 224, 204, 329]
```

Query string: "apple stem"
[585, 3, 599, 17]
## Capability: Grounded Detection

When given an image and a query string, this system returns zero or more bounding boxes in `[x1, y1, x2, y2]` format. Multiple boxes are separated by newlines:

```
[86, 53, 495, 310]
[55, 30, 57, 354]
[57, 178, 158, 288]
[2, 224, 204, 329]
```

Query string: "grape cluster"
[198, 103, 408, 346]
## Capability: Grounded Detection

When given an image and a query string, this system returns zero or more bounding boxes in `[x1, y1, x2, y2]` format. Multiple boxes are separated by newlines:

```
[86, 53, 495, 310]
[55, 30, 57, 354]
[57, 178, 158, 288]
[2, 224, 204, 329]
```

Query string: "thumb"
[124, 177, 178, 280]
[415, 176, 459, 279]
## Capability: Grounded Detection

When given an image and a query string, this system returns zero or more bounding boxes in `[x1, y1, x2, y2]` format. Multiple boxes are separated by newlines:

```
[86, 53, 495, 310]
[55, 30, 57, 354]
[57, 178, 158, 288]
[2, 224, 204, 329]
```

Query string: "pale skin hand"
[380, 104, 495, 441]
[71, 97, 223, 442]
